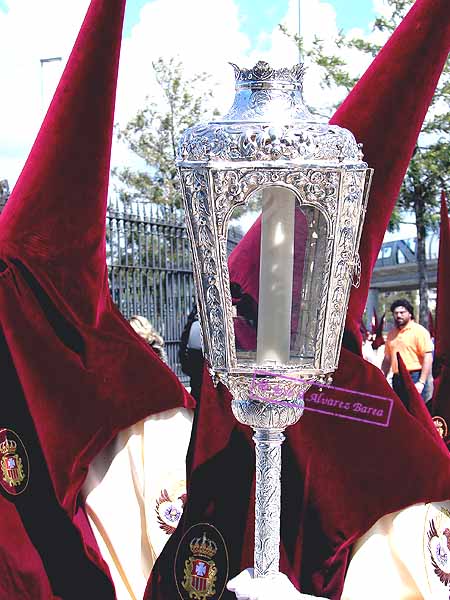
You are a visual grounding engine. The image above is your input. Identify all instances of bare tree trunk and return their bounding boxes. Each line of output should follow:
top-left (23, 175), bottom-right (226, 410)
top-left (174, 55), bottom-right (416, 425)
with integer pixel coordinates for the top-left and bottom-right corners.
top-left (414, 191), bottom-right (429, 325)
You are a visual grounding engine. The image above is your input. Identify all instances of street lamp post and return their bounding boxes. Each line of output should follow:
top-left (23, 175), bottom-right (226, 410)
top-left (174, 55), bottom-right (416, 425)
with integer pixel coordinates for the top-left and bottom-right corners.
top-left (40, 56), bottom-right (62, 115)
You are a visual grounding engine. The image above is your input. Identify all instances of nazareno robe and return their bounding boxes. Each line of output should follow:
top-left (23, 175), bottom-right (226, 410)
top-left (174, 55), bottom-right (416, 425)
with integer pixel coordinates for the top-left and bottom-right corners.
top-left (146, 1), bottom-right (450, 598)
top-left (0, 1), bottom-right (193, 598)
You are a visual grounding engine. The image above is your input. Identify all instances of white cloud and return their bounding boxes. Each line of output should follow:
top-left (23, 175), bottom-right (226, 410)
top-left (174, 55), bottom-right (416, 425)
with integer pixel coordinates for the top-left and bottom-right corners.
top-left (0, 0), bottom-right (90, 185)
top-left (1, 0), bottom-right (385, 190)
top-left (115, 0), bottom-right (251, 124)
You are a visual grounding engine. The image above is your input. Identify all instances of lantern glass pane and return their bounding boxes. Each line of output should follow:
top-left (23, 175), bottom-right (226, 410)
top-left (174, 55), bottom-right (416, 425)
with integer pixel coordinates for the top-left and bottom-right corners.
top-left (228, 185), bottom-right (329, 368)
top-left (227, 191), bottom-right (261, 362)
top-left (290, 203), bottom-right (329, 365)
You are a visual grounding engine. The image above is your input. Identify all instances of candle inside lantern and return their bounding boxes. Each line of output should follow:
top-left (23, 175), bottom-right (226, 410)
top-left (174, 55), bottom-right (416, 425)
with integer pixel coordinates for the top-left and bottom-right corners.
top-left (256, 187), bottom-right (295, 364)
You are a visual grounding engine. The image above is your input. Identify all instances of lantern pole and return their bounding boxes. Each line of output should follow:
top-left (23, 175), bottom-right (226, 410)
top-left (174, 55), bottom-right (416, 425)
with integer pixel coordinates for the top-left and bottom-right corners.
top-left (253, 428), bottom-right (286, 576)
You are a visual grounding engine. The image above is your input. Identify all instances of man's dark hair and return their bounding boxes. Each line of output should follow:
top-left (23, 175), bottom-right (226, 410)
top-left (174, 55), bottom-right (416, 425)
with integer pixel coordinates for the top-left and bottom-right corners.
top-left (390, 298), bottom-right (414, 318)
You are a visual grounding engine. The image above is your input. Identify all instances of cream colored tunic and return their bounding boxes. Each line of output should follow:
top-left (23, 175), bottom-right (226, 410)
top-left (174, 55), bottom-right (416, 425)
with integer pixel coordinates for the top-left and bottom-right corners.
top-left (342, 501), bottom-right (450, 600)
top-left (83, 410), bottom-right (450, 600)
top-left (82, 408), bottom-right (193, 600)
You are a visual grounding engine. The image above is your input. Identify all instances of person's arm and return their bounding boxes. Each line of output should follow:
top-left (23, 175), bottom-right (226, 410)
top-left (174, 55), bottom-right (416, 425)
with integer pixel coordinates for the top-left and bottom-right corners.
top-left (415, 327), bottom-right (433, 394)
top-left (381, 338), bottom-right (391, 376)
top-left (381, 353), bottom-right (391, 377)
top-left (415, 351), bottom-right (432, 394)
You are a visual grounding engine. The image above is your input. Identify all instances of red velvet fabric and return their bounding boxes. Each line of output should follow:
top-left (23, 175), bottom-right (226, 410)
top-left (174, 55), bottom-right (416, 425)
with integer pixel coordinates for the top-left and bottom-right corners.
top-left (432, 193), bottom-right (450, 442)
top-left (429, 310), bottom-right (436, 339)
top-left (371, 310), bottom-right (385, 350)
top-left (0, 0), bottom-right (193, 597)
top-left (147, 1), bottom-right (450, 598)
top-left (228, 217), bottom-right (261, 304)
top-left (0, 494), bottom-right (58, 600)
top-left (228, 204), bottom-right (307, 309)
top-left (333, 0), bottom-right (450, 351)
top-left (148, 350), bottom-right (450, 599)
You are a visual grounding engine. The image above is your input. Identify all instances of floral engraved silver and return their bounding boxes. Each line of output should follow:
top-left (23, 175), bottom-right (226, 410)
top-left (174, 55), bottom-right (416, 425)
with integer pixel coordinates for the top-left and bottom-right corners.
top-left (178, 122), bottom-right (362, 164)
top-left (211, 167), bottom-right (341, 374)
top-left (231, 61), bottom-right (305, 86)
top-left (212, 167), bottom-right (340, 228)
top-left (253, 429), bottom-right (285, 578)
top-left (177, 61), bottom-right (373, 580)
top-left (228, 374), bottom-right (307, 430)
top-left (323, 170), bottom-right (369, 371)
top-left (179, 168), bottom-right (226, 369)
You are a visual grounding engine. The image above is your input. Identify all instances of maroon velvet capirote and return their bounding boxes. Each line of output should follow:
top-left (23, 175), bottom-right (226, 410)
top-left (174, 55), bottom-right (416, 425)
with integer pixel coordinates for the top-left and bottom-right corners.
top-left (146, 1), bottom-right (450, 598)
top-left (371, 310), bottom-right (385, 350)
top-left (0, 1), bottom-right (193, 598)
top-left (432, 193), bottom-right (450, 444)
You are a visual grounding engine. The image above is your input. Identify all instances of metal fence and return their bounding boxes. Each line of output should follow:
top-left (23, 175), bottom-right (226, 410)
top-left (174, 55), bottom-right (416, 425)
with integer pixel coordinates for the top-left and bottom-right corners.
top-left (107, 198), bottom-right (242, 382)
top-left (107, 198), bottom-right (196, 382)
top-left (0, 188), bottom-right (241, 382)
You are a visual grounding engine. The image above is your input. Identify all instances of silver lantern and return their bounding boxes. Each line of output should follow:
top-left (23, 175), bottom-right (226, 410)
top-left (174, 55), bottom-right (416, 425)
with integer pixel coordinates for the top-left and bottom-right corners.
top-left (177, 61), bottom-right (372, 579)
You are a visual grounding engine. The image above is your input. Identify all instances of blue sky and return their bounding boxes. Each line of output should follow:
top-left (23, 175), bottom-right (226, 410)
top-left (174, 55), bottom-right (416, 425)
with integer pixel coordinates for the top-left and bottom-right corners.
top-left (0, 0), bottom-right (380, 189)
top-left (123, 0), bottom-right (376, 41)
top-left (0, 0), bottom-right (376, 43)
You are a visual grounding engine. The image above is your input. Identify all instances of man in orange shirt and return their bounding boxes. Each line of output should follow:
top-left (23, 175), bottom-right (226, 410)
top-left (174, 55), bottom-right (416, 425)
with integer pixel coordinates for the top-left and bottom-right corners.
top-left (381, 299), bottom-right (433, 406)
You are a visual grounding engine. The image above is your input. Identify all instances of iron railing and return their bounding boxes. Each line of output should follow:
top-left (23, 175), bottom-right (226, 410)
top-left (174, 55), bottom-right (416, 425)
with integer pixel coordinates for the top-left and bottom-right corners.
top-left (0, 190), bottom-right (241, 382)
top-left (107, 198), bottom-right (242, 381)
top-left (107, 198), bottom-right (196, 381)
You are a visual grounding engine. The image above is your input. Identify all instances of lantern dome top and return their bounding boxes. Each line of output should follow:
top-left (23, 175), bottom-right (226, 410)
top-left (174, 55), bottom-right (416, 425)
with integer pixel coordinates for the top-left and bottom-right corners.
top-left (231, 61), bottom-right (305, 90)
top-left (177, 62), bottom-right (366, 165)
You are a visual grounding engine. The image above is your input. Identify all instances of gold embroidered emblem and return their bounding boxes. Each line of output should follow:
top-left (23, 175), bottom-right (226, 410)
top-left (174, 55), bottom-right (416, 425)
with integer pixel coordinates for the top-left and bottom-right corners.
top-left (0, 429), bottom-right (29, 496)
top-left (424, 502), bottom-right (450, 597)
top-left (433, 416), bottom-right (448, 439)
top-left (156, 481), bottom-right (186, 534)
top-left (1, 438), bottom-right (25, 488)
top-left (182, 532), bottom-right (218, 599)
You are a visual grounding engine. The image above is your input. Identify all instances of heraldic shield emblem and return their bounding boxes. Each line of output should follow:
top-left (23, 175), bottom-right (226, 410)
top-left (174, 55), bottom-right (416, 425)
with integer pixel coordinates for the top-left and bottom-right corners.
top-left (424, 501), bottom-right (450, 598)
top-left (174, 523), bottom-right (229, 600)
top-left (0, 428), bottom-right (29, 496)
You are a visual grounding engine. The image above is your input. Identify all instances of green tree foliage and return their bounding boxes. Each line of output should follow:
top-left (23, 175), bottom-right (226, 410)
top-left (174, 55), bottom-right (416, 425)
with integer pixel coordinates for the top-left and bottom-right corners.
top-left (283, 0), bottom-right (449, 324)
top-left (114, 57), bottom-right (219, 208)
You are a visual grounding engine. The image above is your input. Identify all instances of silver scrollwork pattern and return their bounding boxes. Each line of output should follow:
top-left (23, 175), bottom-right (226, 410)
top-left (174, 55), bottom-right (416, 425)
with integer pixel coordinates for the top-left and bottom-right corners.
top-left (178, 122), bottom-right (363, 164)
top-left (231, 61), bottom-right (305, 86)
top-left (323, 170), bottom-right (367, 370)
top-left (177, 62), bottom-right (374, 589)
top-left (212, 168), bottom-right (338, 372)
top-left (253, 429), bottom-right (285, 578)
top-left (229, 375), bottom-right (307, 429)
top-left (212, 168), bottom-right (339, 229)
top-left (180, 168), bottom-right (227, 369)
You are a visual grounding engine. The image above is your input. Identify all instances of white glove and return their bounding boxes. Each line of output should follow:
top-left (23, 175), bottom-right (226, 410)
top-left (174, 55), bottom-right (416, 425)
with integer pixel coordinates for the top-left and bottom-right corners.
top-left (226, 568), bottom-right (329, 600)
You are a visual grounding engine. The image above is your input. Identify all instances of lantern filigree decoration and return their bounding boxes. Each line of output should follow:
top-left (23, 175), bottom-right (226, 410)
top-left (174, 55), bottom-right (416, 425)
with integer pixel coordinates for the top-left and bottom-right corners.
top-left (177, 61), bottom-right (372, 579)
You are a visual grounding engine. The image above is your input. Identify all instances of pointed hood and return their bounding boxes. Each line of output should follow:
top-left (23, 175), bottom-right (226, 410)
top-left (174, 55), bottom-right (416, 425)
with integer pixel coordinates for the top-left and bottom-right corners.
top-left (429, 310), bottom-right (436, 339)
top-left (331, 0), bottom-right (450, 349)
top-left (370, 309), bottom-right (379, 335)
top-left (372, 311), bottom-right (385, 350)
top-left (360, 319), bottom-right (368, 339)
top-left (147, 3), bottom-right (450, 599)
top-left (0, 0), bottom-right (123, 325)
top-left (0, 0), bottom-right (193, 520)
top-left (432, 192), bottom-right (450, 430)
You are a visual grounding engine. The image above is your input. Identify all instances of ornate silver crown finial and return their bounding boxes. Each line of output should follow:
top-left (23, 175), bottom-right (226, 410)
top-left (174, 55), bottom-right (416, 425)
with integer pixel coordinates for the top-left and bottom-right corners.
top-left (177, 60), bottom-right (366, 164)
top-left (230, 61), bottom-right (305, 89)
